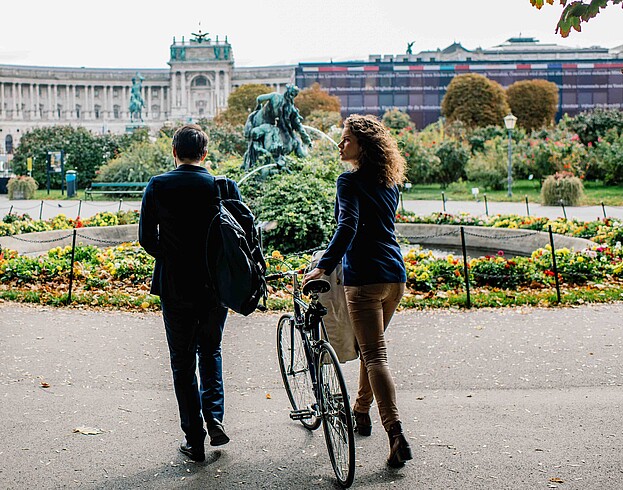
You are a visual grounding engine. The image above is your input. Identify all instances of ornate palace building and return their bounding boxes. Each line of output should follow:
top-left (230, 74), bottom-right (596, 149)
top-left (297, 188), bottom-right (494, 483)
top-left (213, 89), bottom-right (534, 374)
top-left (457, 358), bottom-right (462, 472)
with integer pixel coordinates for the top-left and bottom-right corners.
top-left (0, 32), bottom-right (294, 153)
top-left (1, 34), bottom-right (622, 154)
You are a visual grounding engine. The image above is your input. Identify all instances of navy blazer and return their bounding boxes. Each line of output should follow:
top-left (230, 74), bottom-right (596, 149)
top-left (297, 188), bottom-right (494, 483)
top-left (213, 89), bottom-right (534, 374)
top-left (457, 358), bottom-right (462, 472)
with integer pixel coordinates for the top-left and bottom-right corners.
top-left (139, 165), bottom-right (241, 301)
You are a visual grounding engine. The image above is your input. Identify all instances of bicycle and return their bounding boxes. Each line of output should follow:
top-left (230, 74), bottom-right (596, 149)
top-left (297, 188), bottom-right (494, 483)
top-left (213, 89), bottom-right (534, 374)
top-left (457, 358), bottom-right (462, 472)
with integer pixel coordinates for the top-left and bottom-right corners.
top-left (266, 269), bottom-right (356, 488)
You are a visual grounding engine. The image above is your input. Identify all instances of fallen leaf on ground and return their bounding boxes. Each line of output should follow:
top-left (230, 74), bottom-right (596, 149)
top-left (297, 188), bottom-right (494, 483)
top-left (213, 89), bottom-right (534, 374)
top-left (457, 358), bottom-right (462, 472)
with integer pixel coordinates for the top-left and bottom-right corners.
top-left (549, 477), bottom-right (564, 483)
top-left (40, 381), bottom-right (50, 388)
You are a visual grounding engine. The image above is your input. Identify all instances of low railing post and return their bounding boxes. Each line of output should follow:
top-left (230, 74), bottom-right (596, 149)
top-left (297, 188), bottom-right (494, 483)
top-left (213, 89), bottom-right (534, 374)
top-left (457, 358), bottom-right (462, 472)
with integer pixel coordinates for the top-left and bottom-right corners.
top-left (67, 229), bottom-right (77, 305)
top-left (460, 226), bottom-right (471, 309)
top-left (548, 225), bottom-right (561, 304)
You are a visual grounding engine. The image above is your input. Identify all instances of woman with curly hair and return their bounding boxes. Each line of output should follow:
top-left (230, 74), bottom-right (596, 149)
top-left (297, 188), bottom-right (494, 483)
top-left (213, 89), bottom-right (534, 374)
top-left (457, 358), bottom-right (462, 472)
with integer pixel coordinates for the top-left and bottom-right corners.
top-left (304, 114), bottom-right (412, 468)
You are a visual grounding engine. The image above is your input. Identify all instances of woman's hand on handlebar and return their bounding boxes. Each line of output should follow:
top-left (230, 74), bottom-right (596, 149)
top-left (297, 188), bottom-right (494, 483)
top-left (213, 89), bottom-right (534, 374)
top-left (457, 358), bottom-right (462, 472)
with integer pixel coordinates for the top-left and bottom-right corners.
top-left (303, 267), bottom-right (326, 286)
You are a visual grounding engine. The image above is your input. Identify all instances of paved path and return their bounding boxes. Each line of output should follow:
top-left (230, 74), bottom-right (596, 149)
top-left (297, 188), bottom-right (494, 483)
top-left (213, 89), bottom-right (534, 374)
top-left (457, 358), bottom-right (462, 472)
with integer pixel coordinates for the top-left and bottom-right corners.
top-left (1, 303), bottom-right (622, 489)
top-left (2, 195), bottom-right (623, 222)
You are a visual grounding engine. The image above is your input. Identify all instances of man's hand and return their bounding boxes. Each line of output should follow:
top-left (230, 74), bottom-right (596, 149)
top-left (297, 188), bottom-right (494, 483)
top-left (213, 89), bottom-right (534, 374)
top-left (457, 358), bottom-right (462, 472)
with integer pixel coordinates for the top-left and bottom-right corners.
top-left (302, 267), bottom-right (326, 286)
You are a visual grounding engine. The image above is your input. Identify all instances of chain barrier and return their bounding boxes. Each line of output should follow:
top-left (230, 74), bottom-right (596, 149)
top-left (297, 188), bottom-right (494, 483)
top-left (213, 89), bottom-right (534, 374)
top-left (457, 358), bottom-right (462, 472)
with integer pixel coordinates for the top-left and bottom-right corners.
top-left (396, 229), bottom-right (460, 241)
top-left (462, 229), bottom-right (544, 241)
top-left (3, 232), bottom-right (74, 243)
top-left (74, 232), bottom-right (130, 246)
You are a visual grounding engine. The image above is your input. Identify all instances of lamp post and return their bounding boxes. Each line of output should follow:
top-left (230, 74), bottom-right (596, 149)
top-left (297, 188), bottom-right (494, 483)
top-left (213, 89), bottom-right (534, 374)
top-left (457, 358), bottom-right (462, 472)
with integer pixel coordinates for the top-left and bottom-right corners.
top-left (503, 113), bottom-right (517, 197)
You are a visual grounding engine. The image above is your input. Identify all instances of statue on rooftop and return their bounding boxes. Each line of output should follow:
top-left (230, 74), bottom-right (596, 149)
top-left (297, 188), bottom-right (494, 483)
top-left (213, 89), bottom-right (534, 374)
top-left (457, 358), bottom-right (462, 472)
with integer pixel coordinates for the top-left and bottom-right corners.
top-left (407, 41), bottom-right (415, 55)
top-left (242, 84), bottom-right (312, 170)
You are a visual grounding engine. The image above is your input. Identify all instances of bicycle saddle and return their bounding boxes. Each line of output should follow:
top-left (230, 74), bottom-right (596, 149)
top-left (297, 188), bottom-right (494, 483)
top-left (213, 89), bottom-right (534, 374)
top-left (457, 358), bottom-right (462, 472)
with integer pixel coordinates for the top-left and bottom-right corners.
top-left (302, 279), bottom-right (331, 295)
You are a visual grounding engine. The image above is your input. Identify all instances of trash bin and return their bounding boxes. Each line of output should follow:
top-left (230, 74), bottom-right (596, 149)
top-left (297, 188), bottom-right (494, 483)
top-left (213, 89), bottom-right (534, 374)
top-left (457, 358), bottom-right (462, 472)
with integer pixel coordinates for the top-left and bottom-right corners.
top-left (66, 170), bottom-right (77, 198)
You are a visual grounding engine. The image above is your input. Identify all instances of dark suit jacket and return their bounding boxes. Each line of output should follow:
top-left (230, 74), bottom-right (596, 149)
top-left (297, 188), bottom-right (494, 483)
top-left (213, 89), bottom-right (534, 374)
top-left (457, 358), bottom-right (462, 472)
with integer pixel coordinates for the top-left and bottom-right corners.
top-left (139, 165), bottom-right (241, 301)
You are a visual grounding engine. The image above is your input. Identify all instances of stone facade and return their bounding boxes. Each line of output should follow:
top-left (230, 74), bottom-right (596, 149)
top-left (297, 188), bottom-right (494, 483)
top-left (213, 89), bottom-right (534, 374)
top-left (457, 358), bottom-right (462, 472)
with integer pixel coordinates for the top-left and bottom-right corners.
top-left (0, 34), bottom-right (295, 152)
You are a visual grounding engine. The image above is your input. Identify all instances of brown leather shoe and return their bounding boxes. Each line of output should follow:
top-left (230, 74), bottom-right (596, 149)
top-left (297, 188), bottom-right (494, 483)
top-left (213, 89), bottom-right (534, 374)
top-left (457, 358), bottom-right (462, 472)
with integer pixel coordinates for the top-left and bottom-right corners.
top-left (353, 409), bottom-right (372, 436)
top-left (386, 421), bottom-right (413, 468)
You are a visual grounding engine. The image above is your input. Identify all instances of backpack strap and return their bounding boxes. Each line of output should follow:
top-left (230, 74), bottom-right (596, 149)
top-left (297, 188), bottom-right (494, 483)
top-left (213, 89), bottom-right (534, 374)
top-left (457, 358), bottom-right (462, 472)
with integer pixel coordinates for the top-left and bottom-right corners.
top-left (214, 175), bottom-right (231, 200)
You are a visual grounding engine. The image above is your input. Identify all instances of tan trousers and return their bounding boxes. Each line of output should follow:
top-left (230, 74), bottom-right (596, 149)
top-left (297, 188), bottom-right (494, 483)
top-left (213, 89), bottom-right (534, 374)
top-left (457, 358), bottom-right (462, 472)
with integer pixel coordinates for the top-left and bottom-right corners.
top-left (344, 282), bottom-right (405, 431)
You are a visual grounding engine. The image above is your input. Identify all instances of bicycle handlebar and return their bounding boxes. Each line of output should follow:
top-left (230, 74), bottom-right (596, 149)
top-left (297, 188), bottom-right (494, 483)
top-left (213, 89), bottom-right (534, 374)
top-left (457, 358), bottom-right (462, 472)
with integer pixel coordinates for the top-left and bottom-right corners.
top-left (265, 269), bottom-right (306, 282)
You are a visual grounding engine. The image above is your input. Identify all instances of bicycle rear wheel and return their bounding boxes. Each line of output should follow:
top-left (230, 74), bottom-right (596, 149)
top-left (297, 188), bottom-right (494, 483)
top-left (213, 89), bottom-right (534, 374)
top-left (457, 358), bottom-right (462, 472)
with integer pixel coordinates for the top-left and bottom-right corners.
top-left (317, 342), bottom-right (355, 488)
top-left (276, 314), bottom-right (321, 430)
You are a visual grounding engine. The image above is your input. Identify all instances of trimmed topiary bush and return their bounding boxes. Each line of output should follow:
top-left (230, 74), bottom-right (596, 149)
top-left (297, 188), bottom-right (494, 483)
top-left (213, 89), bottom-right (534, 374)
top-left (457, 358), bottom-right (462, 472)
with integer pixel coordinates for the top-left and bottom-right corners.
top-left (541, 172), bottom-right (584, 206)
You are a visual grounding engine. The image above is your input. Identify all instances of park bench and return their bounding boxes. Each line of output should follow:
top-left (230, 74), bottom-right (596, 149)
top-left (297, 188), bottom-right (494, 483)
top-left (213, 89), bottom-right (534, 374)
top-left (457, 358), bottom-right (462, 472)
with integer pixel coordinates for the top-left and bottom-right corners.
top-left (84, 182), bottom-right (148, 200)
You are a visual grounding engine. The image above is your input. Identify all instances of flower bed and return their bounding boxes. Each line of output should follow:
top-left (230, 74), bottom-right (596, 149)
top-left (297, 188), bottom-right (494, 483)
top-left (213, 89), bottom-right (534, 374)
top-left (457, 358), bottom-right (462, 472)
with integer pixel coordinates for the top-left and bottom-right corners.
top-left (2, 241), bottom-right (623, 311)
top-left (395, 211), bottom-right (623, 247)
top-left (0, 210), bottom-right (140, 237)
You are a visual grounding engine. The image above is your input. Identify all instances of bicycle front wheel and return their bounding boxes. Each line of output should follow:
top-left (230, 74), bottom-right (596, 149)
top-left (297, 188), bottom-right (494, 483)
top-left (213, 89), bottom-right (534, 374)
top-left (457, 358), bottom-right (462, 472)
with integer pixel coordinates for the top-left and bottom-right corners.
top-left (317, 342), bottom-right (355, 488)
top-left (276, 314), bottom-right (321, 430)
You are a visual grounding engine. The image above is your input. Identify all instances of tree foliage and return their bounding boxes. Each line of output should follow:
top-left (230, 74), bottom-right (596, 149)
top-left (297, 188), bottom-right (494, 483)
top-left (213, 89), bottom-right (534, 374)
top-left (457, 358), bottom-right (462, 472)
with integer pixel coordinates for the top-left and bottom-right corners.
top-left (530, 0), bottom-right (623, 37)
top-left (563, 108), bottom-right (623, 146)
top-left (96, 136), bottom-right (174, 183)
top-left (507, 79), bottom-right (559, 132)
top-left (294, 83), bottom-right (341, 119)
top-left (217, 84), bottom-right (272, 125)
top-left (11, 126), bottom-right (141, 189)
top-left (304, 110), bottom-right (342, 133)
top-left (441, 74), bottom-right (510, 129)
top-left (382, 108), bottom-right (414, 131)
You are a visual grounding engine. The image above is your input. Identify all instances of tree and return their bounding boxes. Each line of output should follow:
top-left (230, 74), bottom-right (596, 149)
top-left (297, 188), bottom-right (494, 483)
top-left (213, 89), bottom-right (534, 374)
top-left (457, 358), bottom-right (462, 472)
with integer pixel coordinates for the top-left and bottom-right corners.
top-left (530, 0), bottom-right (623, 37)
top-left (294, 83), bottom-right (341, 119)
top-left (507, 79), bottom-right (559, 131)
top-left (217, 84), bottom-right (272, 125)
top-left (381, 108), bottom-right (414, 131)
top-left (305, 110), bottom-right (342, 133)
top-left (441, 74), bottom-right (510, 129)
top-left (11, 126), bottom-right (137, 189)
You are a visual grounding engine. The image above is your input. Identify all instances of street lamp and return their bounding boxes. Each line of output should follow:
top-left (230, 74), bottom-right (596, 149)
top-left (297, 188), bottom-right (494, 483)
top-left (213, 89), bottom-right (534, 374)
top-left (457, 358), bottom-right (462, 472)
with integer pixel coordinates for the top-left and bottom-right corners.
top-left (503, 113), bottom-right (518, 197)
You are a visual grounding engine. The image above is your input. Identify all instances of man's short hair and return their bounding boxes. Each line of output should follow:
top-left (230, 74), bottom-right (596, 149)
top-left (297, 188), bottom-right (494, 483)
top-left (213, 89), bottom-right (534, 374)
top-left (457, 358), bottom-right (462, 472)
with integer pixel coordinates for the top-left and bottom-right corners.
top-left (172, 124), bottom-right (209, 163)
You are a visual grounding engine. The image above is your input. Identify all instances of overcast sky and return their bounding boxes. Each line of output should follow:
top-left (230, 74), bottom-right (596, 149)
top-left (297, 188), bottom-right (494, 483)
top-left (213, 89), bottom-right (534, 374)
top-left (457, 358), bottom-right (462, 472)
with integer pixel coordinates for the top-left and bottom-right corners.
top-left (1, 0), bottom-right (621, 69)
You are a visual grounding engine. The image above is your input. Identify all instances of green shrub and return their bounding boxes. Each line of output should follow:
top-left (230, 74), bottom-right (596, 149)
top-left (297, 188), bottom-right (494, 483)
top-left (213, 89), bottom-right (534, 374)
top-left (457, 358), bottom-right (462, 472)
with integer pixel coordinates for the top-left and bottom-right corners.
top-left (465, 139), bottom-right (507, 190)
top-left (592, 129), bottom-right (623, 185)
top-left (395, 131), bottom-right (439, 185)
top-left (252, 159), bottom-right (341, 253)
top-left (7, 176), bottom-right (38, 200)
top-left (541, 172), bottom-right (584, 206)
top-left (96, 136), bottom-right (173, 183)
top-left (563, 108), bottom-right (623, 146)
top-left (432, 140), bottom-right (469, 188)
top-left (382, 108), bottom-right (414, 131)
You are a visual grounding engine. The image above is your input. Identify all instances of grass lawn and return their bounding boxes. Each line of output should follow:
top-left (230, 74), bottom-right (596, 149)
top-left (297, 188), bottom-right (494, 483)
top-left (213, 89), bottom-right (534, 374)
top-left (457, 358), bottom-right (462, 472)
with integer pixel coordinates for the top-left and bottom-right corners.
top-left (403, 179), bottom-right (623, 206)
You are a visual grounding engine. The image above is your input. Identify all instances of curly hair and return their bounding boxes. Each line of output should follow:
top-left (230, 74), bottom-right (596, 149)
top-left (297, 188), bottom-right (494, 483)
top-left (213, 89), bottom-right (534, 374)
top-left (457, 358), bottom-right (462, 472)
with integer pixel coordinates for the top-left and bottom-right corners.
top-left (344, 114), bottom-right (405, 187)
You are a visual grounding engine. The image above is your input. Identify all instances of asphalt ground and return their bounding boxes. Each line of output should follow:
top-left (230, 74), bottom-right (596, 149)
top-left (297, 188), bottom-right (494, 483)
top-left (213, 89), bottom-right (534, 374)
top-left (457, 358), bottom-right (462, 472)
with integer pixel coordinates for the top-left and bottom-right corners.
top-left (2, 195), bottom-right (623, 222)
top-left (1, 303), bottom-right (623, 489)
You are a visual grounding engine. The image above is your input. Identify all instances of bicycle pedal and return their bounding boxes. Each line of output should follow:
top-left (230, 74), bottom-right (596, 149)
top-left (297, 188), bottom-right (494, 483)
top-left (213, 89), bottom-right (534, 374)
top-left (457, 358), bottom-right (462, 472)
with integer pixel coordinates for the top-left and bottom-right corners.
top-left (290, 409), bottom-right (314, 420)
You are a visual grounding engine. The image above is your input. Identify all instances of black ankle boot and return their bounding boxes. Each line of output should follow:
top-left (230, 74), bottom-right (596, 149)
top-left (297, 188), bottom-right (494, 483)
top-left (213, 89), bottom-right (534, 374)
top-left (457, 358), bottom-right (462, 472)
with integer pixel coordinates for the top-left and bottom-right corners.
top-left (386, 421), bottom-right (413, 468)
top-left (353, 409), bottom-right (372, 436)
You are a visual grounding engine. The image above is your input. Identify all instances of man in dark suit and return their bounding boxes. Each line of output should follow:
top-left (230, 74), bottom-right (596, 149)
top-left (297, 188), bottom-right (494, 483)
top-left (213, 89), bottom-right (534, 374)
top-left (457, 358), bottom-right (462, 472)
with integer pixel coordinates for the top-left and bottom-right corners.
top-left (139, 124), bottom-right (240, 462)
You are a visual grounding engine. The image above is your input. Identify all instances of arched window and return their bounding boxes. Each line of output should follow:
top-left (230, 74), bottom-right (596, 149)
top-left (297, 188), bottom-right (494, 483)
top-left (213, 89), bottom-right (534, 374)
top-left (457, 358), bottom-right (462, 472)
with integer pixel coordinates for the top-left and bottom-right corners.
top-left (151, 105), bottom-right (160, 119)
top-left (94, 104), bottom-right (101, 119)
top-left (192, 76), bottom-right (208, 87)
top-left (5, 134), bottom-right (13, 154)
top-left (113, 105), bottom-right (120, 119)
top-left (76, 105), bottom-right (81, 119)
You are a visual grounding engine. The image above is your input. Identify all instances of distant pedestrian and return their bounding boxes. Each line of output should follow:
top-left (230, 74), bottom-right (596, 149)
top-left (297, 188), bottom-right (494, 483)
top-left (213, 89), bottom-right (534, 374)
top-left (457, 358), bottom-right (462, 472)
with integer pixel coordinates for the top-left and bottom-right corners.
top-left (139, 124), bottom-right (237, 462)
top-left (304, 114), bottom-right (413, 468)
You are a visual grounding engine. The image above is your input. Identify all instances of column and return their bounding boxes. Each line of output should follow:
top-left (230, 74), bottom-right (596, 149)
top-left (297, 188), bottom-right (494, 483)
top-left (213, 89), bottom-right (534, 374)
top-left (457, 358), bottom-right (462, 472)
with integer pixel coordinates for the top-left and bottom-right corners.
top-left (180, 71), bottom-right (186, 112)
top-left (53, 85), bottom-right (59, 119)
top-left (171, 72), bottom-right (177, 110)
top-left (214, 71), bottom-right (220, 112)
top-left (108, 85), bottom-right (114, 118)
top-left (71, 85), bottom-right (77, 118)
top-left (122, 86), bottom-right (127, 119)
top-left (16, 83), bottom-right (22, 117)
top-left (35, 84), bottom-right (41, 119)
top-left (147, 86), bottom-right (152, 120)
top-left (0, 83), bottom-right (4, 117)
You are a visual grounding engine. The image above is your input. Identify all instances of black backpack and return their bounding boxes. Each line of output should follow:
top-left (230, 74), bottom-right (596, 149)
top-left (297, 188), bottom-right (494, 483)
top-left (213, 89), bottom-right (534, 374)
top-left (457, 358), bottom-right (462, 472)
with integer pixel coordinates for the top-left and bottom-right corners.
top-left (206, 177), bottom-right (267, 316)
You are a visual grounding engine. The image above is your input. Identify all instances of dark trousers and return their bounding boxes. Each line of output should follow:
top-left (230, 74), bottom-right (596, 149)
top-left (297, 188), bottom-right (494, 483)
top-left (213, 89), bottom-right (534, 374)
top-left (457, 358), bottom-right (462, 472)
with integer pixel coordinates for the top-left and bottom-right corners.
top-left (161, 298), bottom-right (228, 445)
